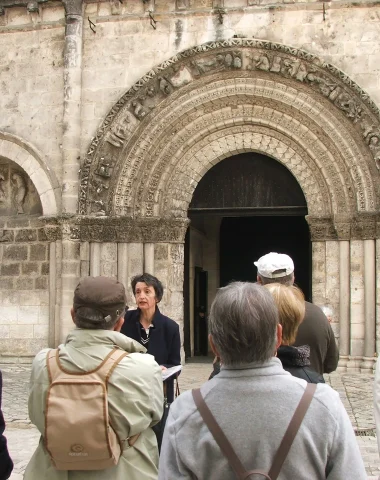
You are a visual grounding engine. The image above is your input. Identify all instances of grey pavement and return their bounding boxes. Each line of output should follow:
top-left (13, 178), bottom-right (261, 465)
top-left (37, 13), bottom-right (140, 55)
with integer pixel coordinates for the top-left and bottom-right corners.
top-left (1, 359), bottom-right (379, 479)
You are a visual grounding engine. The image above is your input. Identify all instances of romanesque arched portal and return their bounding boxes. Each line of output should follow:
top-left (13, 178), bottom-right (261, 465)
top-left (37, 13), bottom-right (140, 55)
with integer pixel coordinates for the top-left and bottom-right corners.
top-left (74, 39), bottom-right (380, 370)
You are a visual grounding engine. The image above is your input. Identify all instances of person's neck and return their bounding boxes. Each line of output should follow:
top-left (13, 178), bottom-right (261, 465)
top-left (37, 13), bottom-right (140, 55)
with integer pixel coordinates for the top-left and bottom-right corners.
top-left (139, 307), bottom-right (156, 327)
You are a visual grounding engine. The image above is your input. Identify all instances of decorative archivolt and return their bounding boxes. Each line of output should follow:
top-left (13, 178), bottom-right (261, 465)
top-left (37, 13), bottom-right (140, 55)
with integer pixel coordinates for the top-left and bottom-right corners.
top-left (79, 39), bottom-right (380, 218)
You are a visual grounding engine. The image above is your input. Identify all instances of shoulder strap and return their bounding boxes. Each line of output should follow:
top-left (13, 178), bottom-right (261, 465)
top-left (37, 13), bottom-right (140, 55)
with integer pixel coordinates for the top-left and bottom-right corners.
top-left (192, 383), bottom-right (317, 480)
top-left (46, 348), bottom-right (128, 384)
top-left (192, 389), bottom-right (269, 480)
top-left (96, 348), bottom-right (129, 385)
top-left (46, 349), bottom-right (59, 383)
top-left (268, 383), bottom-right (316, 479)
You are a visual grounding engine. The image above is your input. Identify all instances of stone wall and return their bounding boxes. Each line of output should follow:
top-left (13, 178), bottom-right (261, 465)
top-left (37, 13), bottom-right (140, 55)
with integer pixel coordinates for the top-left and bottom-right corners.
top-left (0, 217), bottom-right (50, 360)
top-left (0, 3), bottom-right (65, 179)
top-left (0, 0), bottom-right (379, 201)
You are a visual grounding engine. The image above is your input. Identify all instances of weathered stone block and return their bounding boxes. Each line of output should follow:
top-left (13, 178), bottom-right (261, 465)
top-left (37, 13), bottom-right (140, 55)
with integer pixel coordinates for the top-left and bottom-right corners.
top-left (30, 244), bottom-right (47, 261)
top-left (1, 263), bottom-right (20, 276)
top-left (21, 262), bottom-right (39, 275)
top-left (0, 277), bottom-right (14, 290)
top-left (35, 276), bottom-right (48, 290)
top-left (41, 262), bottom-right (50, 275)
top-left (15, 229), bottom-right (38, 243)
top-left (18, 306), bottom-right (39, 325)
top-left (0, 306), bottom-right (18, 324)
top-left (3, 244), bottom-right (28, 261)
top-left (33, 324), bottom-right (49, 339)
top-left (15, 277), bottom-right (31, 290)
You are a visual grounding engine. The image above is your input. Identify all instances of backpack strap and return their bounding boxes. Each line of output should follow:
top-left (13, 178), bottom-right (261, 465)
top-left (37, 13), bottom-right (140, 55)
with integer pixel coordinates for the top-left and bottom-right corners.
top-left (192, 383), bottom-right (317, 480)
top-left (95, 348), bottom-right (129, 385)
top-left (46, 349), bottom-right (59, 383)
top-left (46, 348), bottom-right (128, 384)
top-left (268, 383), bottom-right (317, 480)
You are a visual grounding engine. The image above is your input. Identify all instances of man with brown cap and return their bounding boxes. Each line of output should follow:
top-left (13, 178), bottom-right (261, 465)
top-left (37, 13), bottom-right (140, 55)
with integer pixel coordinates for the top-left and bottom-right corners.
top-left (25, 276), bottom-right (164, 480)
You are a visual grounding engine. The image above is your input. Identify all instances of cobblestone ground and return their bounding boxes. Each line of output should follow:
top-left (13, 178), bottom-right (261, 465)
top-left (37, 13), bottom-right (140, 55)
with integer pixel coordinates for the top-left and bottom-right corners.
top-left (1, 360), bottom-right (379, 479)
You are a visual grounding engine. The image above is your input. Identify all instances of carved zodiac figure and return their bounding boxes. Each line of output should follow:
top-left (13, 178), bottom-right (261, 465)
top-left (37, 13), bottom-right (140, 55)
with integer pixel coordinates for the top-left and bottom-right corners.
top-left (255, 54), bottom-right (270, 71)
top-left (96, 161), bottom-right (111, 178)
top-left (131, 100), bottom-right (147, 119)
top-left (11, 172), bottom-right (27, 214)
top-left (158, 77), bottom-right (173, 95)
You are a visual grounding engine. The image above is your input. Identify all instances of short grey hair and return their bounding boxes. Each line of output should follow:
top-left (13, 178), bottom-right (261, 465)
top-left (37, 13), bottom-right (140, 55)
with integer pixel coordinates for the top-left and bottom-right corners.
top-left (74, 307), bottom-right (120, 330)
top-left (258, 272), bottom-right (294, 287)
top-left (208, 282), bottom-right (279, 366)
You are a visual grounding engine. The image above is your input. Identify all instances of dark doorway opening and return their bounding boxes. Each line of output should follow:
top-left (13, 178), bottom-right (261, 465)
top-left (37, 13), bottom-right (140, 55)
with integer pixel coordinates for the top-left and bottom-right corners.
top-left (219, 216), bottom-right (311, 301)
top-left (184, 151), bottom-right (311, 358)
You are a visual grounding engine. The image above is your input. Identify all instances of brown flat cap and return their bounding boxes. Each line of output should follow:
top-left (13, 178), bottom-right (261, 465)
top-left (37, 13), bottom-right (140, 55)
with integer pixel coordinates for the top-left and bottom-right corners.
top-left (73, 276), bottom-right (126, 322)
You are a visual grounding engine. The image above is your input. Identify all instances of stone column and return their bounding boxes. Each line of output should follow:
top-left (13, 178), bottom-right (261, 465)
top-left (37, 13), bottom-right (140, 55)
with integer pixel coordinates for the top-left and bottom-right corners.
top-left (306, 215), bottom-right (336, 306)
top-left (144, 243), bottom-right (155, 274)
top-left (62, 0), bottom-right (83, 213)
top-left (90, 243), bottom-right (101, 276)
top-left (347, 239), bottom-right (365, 372)
top-left (338, 240), bottom-right (350, 370)
top-left (361, 239), bottom-right (376, 372)
top-left (334, 221), bottom-right (352, 371)
top-left (100, 243), bottom-right (117, 277)
top-left (48, 241), bottom-right (62, 347)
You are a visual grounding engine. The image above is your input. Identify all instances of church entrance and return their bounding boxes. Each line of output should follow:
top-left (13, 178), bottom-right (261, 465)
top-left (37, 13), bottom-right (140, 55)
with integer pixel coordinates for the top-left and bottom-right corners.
top-left (184, 152), bottom-right (310, 358)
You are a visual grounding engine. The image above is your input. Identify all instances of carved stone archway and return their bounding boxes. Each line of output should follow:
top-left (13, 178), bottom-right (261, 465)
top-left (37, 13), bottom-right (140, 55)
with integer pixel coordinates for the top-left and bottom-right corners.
top-left (76, 39), bottom-right (380, 371)
top-left (0, 132), bottom-right (60, 216)
top-left (79, 39), bottom-right (379, 218)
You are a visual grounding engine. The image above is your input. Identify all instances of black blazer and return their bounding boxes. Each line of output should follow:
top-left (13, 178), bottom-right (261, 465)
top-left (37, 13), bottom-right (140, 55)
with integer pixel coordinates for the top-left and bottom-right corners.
top-left (121, 307), bottom-right (181, 402)
top-left (0, 371), bottom-right (13, 480)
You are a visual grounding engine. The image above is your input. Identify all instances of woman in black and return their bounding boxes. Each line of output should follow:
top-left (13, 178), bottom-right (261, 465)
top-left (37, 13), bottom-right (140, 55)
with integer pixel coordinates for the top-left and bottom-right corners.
top-left (121, 273), bottom-right (181, 402)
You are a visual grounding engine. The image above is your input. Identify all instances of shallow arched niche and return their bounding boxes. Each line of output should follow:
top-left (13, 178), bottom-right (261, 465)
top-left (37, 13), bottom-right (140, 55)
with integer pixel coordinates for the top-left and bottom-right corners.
top-left (79, 39), bottom-right (380, 218)
top-left (0, 132), bottom-right (60, 215)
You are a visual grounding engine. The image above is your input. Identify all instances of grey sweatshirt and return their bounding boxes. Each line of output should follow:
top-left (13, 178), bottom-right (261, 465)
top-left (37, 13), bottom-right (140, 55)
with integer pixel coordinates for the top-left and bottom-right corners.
top-left (159, 358), bottom-right (366, 480)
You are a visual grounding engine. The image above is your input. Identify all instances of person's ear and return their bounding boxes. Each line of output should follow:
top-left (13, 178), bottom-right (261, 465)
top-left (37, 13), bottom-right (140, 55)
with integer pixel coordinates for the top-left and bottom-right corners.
top-left (275, 324), bottom-right (282, 350)
top-left (114, 316), bottom-right (124, 332)
top-left (257, 276), bottom-right (262, 284)
top-left (71, 308), bottom-right (76, 325)
top-left (209, 334), bottom-right (220, 358)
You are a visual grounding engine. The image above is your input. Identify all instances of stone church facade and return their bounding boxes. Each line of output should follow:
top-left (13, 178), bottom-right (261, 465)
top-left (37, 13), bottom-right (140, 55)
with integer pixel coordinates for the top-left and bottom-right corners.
top-left (0, 0), bottom-right (379, 371)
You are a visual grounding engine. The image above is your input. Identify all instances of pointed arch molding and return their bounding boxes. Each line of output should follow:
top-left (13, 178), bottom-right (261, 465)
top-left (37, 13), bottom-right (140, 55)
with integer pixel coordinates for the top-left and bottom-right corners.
top-left (79, 39), bottom-right (380, 218)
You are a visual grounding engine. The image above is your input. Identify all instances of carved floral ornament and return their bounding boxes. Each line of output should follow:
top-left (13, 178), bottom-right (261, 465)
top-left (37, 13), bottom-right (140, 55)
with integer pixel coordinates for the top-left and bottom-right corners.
top-left (79, 39), bottom-right (380, 218)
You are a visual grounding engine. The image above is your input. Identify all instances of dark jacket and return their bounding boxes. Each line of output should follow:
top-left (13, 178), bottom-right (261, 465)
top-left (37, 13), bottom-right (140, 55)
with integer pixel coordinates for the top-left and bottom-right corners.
top-left (293, 301), bottom-right (339, 375)
top-left (277, 345), bottom-right (325, 384)
top-left (0, 371), bottom-right (13, 480)
top-left (121, 307), bottom-right (181, 402)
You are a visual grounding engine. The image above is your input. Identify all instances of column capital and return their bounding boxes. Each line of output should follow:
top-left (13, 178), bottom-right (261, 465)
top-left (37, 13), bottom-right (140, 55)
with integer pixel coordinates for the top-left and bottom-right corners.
top-left (351, 212), bottom-right (378, 240)
top-left (62, 0), bottom-right (83, 17)
top-left (305, 215), bottom-right (336, 241)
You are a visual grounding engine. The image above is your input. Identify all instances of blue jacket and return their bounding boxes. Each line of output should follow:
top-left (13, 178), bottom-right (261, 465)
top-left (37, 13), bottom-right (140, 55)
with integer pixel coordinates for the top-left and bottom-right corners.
top-left (121, 307), bottom-right (181, 402)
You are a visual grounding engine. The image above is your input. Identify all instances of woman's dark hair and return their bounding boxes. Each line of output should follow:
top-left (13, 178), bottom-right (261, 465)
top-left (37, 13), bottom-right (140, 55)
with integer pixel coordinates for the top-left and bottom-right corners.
top-left (131, 273), bottom-right (164, 302)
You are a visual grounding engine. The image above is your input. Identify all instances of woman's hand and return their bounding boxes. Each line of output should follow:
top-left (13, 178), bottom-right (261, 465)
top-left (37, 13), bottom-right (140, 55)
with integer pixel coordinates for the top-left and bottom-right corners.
top-left (160, 365), bottom-right (167, 371)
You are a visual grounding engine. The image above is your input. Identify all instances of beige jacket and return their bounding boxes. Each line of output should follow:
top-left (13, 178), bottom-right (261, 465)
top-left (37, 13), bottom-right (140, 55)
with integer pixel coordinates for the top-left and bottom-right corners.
top-left (24, 328), bottom-right (164, 480)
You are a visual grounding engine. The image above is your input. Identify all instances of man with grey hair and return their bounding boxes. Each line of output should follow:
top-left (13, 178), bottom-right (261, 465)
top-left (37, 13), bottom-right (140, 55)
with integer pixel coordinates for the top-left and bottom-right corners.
top-left (255, 252), bottom-right (339, 374)
top-left (25, 276), bottom-right (163, 480)
top-left (158, 282), bottom-right (366, 480)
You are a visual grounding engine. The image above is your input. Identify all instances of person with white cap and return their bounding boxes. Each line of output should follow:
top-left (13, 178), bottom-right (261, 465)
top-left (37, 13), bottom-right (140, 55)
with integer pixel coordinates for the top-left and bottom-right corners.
top-left (255, 252), bottom-right (339, 374)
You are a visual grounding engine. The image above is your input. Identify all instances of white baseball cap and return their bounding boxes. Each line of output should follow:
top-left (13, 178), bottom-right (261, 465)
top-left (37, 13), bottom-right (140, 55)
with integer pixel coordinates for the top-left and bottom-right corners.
top-left (254, 252), bottom-right (294, 279)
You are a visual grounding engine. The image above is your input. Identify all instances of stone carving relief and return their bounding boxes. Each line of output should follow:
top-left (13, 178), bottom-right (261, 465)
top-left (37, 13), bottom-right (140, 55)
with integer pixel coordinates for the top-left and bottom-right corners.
top-left (79, 39), bottom-right (380, 218)
top-left (0, 160), bottom-right (42, 216)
